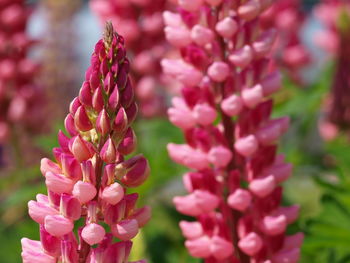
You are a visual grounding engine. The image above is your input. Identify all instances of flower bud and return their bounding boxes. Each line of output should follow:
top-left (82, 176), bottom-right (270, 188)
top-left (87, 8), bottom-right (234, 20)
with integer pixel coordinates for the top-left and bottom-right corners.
top-left (60, 194), bottom-right (81, 220)
top-left (64, 114), bottom-right (78, 137)
top-left (101, 182), bottom-right (124, 205)
top-left (249, 175), bottom-right (276, 198)
top-left (96, 109), bottom-right (111, 136)
top-left (238, 232), bottom-right (263, 256)
top-left (100, 138), bottom-right (116, 164)
top-left (112, 219), bottom-right (139, 241)
top-left (228, 189), bottom-right (252, 211)
top-left (69, 97), bottom-right (81, 115)
top-left (120, 155), bottom-right (150, 187)
top-left (221, 94), bottom-right (243, 116)
top-left (74, 106), bottom-right (93, 131)
top-left (40, 225), bottom-right (61, 257)
top-left (79, 81), bottom-right (92, 106)
top-left (185, 236), bottom-right (211, 258)
top-left (229, 45), bottom-right (253, 68)
top-left (108, 84), bottom-right (120, 109)
top-left (179, 221), bottom-right (203, 240)
top-left (72, 181), bottom-right (97, 204)
top-left (45, 172), bottom-right (74, 194)
top-left (81, 223), bottom-right (106, 245)
top-left (207, 61), bottom-right (230, 82)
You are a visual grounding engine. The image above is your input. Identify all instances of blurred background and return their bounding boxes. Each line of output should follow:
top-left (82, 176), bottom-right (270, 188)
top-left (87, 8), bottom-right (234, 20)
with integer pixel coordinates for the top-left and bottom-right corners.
top-left (1, 0), bottom-right (350, 262)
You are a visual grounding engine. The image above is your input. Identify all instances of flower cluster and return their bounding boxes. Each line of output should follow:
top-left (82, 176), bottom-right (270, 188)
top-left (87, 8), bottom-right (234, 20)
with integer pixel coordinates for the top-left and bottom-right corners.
top-left (314, 1), bottom-right (350, 139)
top-left (90, 0), bottom-right (170, 117)
top-left (0, 0), bottom-right (45, 145)
top-left (260, 0), bottom-right (310, 83)
top-left (163, 1), bottom-right (303, 262)
top-left (21, 23), bottom-right (151, 263)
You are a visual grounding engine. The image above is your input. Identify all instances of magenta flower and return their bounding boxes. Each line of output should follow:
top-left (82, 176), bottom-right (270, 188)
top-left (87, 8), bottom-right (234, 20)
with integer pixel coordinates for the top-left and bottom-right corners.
top-left (163, 1), bottom-right (303, 262)
top-left (90, 0), bottom-right (171, 117)
top-left (21, 23), bottom-right (151, 263)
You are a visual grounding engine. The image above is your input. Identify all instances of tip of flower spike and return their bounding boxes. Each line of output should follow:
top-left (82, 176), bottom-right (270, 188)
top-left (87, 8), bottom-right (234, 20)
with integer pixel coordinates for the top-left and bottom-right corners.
top-left (103, 21), bottom-right (115, 48)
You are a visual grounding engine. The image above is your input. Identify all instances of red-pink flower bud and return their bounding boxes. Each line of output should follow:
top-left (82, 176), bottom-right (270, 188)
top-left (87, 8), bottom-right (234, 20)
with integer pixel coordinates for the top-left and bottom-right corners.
top-left (179, 221), bottom-right (203, 240)
top-left (96, 109), bottom-right (111, 136)
top-left (79, 81), bottom-right (93, 107)
top-left (117, 128), bottom-right (136, 155)
top-left (114, 107), bottom-right (128, 133)
top-left (92, 87), bottom-right (104, 112)
top-left (100, 138), bottom-right (116, 164)
top-left (28, 199), bottom-right (58, 225)
top-left (131, 206), bottom-right (152, 227)
top-left (45, 172), bottom-right (74, 194)
top-left (69, 136), bottom-right (94, 162)
top-left (111, 219), bottom-right (139, 241)
top-left (60, 194), bottom-right (81, 221)
top-left (40, 225), bottom-right (61, 257)
top-left (74, 106), bottom-right (93, 131)
top-left (238, 232), bottom-right (263, 256)
top-left (64, 114), bottom-right (78, 137)
top-left (120, 155), bottom-right (150, 187)
top-left (40, 158), bottom-right (61, 176)
top-left (101, 182), bottom-right (124, 205)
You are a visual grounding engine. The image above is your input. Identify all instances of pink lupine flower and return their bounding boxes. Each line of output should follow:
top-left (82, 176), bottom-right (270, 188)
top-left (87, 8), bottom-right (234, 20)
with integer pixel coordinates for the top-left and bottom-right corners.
top-left (90, 0), bottom-right (170, 117)
top-left (0, 0), bottom-right (46, 164)
top-left (21, 23), bottom-right (151, 263)
top-left (163, 1), bottom-right (302, 262)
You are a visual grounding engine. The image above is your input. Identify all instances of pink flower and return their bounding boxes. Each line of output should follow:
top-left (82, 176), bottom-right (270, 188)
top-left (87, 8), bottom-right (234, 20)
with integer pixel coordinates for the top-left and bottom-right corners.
top-left (164, 1), bottom-right (302, 261)
top-left (21, 23), bottom-right (151, 263)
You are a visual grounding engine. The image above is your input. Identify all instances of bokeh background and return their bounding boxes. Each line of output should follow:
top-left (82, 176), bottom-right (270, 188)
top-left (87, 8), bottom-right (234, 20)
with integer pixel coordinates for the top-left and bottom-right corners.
top-left (1, 0), bottom-right (350, 262)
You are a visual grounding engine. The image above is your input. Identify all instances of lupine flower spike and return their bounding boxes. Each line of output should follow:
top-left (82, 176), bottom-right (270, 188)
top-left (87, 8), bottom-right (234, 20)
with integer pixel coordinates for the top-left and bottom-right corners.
top-left (164, 1), bottom-right (303, 262)
top-left (21, 22), bottom-right (151, 263)
top-left (91, 0), bottom-right (170, 117)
